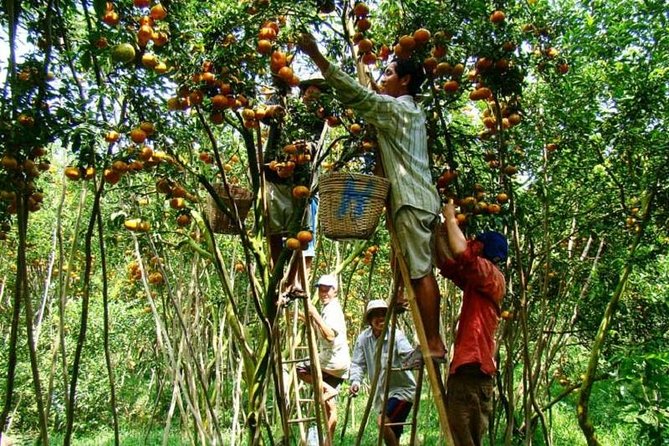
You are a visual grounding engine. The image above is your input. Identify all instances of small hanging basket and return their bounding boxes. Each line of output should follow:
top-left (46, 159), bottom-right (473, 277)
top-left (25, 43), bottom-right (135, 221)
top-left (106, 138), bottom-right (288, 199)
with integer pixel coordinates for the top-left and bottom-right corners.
top-left (318, 172), bottom-right (390, 240)
top-left (206, 184), bottom-right (253, 234)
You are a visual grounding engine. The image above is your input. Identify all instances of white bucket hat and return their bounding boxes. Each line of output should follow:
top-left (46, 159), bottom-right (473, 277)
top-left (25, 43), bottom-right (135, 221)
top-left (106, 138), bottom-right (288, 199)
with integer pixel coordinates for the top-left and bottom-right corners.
top-left (365, 299), bottom-right (388, 322)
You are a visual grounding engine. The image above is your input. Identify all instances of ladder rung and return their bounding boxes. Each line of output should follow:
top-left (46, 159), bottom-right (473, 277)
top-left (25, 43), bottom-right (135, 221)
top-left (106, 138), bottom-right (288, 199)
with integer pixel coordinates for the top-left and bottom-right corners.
top-left (283, 357), bottom-right (309, 364)
top-left (298, 398), bottom-right (314, 403)
top-left (383, 421), bottom-right (413, 427)
top-left (288, 417), bottom-right (317, 424)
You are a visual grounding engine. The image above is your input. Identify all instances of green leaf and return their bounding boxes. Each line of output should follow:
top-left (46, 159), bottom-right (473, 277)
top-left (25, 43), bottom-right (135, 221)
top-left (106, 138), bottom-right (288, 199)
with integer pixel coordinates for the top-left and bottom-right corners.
top-left (93, 0), bottom-right (106, 18)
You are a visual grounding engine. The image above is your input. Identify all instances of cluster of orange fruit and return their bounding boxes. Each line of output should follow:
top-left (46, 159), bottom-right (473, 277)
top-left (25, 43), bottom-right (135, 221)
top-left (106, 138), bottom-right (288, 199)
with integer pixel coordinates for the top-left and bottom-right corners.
top-left (167, 62), bottom-right (253, 126)
top-left (361, 244), bottom-right (379, 265)
top-left (155, 178), bottom-right (198, 228)
top-left (239, 104), bottom-right (283, 129)
top-left (264, 139), bottom-right (313, 181)
top-left (127, 259), bottom-right (164, 285)
top-left (284, 230), bottom-right (314, 251)
top-left (256, 19), bottom-right (300, 87)
top-left (102, 2), bottom-right (170, 70)
top-left (438, 180), bottom-right (510, 224)
top-left (0, 146), bottom-right (47, 215)
top-left (63, 122), bottom-right (172, 186)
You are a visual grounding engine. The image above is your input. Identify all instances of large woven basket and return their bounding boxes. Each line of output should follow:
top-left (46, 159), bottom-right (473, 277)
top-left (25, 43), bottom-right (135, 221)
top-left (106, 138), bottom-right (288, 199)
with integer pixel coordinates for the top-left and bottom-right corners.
top-left (319, 172), bottom-right (390, 240)
top-left (206, 184), bottom-right (253, 234)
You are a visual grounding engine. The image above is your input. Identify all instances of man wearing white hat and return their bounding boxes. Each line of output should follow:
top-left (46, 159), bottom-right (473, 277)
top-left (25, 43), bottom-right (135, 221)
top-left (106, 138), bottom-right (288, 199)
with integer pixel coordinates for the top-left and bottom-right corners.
top-left (297, 274), bottom-right (350, 445)
top-left (349, 300), bottom-right (416, 446)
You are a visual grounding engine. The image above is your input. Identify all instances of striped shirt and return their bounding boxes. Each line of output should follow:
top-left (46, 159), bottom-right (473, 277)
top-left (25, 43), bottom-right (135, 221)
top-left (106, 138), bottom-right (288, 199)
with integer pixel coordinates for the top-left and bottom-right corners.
top-left (349, 327), bottom-right (416, 412)
top-left (323, 65), bottom-right (440, 217)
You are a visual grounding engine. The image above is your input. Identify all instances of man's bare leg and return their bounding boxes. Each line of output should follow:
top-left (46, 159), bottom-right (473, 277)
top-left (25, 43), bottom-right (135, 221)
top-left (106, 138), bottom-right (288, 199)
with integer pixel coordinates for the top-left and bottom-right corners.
top-left (377, 414), bottom-right (399, 446)
top-left (411, 273), bottom-right (447, 358)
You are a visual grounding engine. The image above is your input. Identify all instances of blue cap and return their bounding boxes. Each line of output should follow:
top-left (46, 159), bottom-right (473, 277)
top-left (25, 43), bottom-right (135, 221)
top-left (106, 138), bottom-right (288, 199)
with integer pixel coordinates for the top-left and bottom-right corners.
top-left (476, 231), bottom-right (508, 263)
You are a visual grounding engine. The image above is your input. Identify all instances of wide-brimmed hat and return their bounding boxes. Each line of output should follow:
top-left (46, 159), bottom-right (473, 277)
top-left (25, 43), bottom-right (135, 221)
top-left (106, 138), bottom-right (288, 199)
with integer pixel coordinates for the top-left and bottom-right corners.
top-left (365, 299), bottom-right (388, 322)
top-left (476, 231), bottom-right (508, 263)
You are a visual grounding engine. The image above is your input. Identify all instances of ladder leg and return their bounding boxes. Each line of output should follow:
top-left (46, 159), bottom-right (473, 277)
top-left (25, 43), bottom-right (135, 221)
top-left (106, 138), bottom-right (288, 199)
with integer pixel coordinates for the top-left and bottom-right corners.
top-left (386, 213), bottom-right (454, 445)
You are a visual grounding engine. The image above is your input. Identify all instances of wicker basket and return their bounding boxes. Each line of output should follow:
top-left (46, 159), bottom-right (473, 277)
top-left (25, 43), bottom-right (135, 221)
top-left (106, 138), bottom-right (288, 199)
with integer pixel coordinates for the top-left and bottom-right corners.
top-left (318, 172), bottom-right (390, 240)
top-left (206, 184), bottom-right (253, 234)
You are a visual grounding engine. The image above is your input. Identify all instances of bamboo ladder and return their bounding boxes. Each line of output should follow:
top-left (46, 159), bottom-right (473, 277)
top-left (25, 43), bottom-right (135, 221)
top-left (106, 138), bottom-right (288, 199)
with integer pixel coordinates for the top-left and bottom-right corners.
top-left (274, 251), bottom-right (332, 445)
top-left (377, 301), bottom-right (425, 446)
top-left (349, 287), bottom-right (426, 446)
top-left (385, 213), bottom-right (455, 445)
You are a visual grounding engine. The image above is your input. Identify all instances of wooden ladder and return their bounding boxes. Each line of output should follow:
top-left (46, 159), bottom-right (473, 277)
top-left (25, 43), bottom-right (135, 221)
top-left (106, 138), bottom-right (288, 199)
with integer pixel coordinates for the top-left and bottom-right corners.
top-left (386, 213), bottom-right (454, 445)
top-left (275, 251), bottom-right (332, 445)
top-left (376, 308), bottom-right (425, 446)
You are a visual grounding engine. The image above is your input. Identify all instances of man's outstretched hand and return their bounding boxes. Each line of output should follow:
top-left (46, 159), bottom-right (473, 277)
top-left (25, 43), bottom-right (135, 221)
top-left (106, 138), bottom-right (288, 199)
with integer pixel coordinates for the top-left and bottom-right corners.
top-left (297, 32), bottom-right (330, 73)
top-left (297, 33), bottom-right (319, 57)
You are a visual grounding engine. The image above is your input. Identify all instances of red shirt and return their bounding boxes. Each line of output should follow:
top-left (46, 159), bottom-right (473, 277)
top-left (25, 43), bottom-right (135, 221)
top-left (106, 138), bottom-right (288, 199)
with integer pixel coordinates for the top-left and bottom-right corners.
top-left (439, 240), bottom-right (505, 376)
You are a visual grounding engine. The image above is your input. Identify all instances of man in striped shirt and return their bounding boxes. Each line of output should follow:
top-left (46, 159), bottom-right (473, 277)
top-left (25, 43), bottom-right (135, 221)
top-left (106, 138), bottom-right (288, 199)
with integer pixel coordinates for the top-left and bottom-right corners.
top-left (298, 33), bottom-right (447, 363)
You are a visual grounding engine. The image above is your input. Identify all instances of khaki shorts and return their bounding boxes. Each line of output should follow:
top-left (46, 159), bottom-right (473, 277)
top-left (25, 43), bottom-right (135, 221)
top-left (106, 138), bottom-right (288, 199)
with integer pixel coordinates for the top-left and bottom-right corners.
top-left (394, 206), bottom-right (438, 279)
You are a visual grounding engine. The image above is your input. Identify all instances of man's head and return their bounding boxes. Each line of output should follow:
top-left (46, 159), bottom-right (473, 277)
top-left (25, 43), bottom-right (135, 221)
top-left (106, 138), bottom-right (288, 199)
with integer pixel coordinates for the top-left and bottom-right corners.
top-left (298, 78), bottom-right (329, 105)
top-left (476, 231), bottom-right (508, 265)
top-left (380, 58), bottom-right (426, 98)
top-left (315, 274), bottom-right (338, 304)
top-left (365, 299), bottom-right (388, 337)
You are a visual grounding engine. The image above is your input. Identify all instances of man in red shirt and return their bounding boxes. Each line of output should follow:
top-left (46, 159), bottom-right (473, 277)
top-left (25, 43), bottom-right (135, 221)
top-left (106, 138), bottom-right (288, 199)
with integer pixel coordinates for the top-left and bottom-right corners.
top-left (436, 200), bottom-right (507, 446)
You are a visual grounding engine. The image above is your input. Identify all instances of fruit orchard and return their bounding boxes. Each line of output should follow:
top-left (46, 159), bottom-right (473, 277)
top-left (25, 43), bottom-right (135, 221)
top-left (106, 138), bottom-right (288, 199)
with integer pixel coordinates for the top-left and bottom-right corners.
top-left (0, 0), bottom-right (668, 445)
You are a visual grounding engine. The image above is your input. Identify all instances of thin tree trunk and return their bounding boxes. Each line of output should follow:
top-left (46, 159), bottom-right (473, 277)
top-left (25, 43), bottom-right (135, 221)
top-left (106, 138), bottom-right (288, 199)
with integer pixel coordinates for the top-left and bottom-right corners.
top-left (577, 187), bottom-right (655, 446)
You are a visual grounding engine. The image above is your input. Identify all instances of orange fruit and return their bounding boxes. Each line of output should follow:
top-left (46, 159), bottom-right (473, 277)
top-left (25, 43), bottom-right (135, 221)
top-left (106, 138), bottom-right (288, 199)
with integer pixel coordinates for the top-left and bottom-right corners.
top-left (258, 27), bottom-right (277, 41)
top-left (285, 237), bottom-right (301, 250)
top-left (257, 39), bottom-right (272, 55)
top-left (357, 38), bottom-right (373, 53)
top-left (435, 62), bottom-right (453, 77)
top-left (443, 80), bottom-right (459, 93)
top-left (292, 185), bottom-right (310, 199)
top-left (64, 166), bottom-right (81, 180)
top-left (297, 230), bottom-right (313, 244)
top-left (130, 128), bottom-right (147, 143)
top-left (140, 121), bottom-right (155, 135)
top-left (361, 52), bottom-right (377, 65)
top-left (176, 214), bottom-right (191, 227)
top-left (150, 4), bottom-right (167, 20)
top-left (356, 17), bottom-right (371, 32)
top-left (102, 10), bottom-right (119, 26)
top-left (398, 35), bottom-right (416, 50)
top-left (423, 57), bottom-right (438, 74)
top-left (350, 123), bottom-right (362, 135)
top-left (104, 168), bottom-right (121, 185)
top-left (170, 197), bottom-right (186, 209)
top-left (490, 10), bottom-right (506, 24)
top-left (105, 130), bottom-right (120, 143)
top-left (469, 87), bottom-right (492, 101)
top-left (496, 192), bottom-right (509, 204)
top-left (354, 2), bottom-right (369, 17)
top-left (277, 66), bottom-right (293, 83)
top-left (413, 28), bottom-right (431, 45)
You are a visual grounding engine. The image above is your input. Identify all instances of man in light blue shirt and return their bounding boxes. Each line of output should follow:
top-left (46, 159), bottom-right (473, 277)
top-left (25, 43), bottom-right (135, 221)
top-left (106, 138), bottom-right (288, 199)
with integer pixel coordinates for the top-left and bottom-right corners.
top-left (349, 300), bottom-right (416, 446)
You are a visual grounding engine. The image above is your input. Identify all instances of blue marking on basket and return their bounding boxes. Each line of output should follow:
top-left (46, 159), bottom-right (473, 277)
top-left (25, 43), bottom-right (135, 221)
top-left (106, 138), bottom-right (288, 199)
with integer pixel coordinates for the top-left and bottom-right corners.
top-left (338, 178), bottom-right (372, 218)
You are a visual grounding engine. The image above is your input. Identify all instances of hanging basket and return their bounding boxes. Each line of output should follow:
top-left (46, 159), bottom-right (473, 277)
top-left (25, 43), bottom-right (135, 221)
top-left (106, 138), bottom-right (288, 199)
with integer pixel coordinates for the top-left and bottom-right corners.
top-left (318, 172), bottom-right (390, 240)
top-left (206, 184), bottom-right (253, 234)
